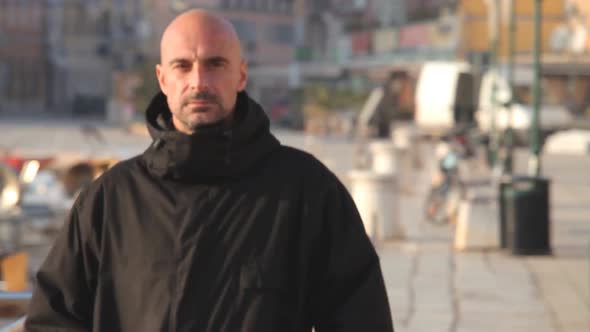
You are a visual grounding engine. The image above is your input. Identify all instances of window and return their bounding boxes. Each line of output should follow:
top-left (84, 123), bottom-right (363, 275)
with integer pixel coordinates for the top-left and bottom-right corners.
top-left (19, 58), bottom-right (27, 99)
top-left (21, 58), bottom-right (29, 99)
top-left (0, 0), bottom-right (4, 29)
top-left (64, 6), bottom-right (75, 34)
top-left (267, 23), bottom-right (293, 44)
top-left (29, 62), bottom-right (38, 98)
top-left (19, 0), bottom-right (33, 29)
top-left (0, 62), bottom-right (7, 98)
top-left (7, 0), bottom-right (16, 27)
top-left (31, 0), bottom-right (38, 28)
top-left (9, 58), bottom-right (22, 99)
top-left (229, 19), bottom-right (256, 42)
top-left (30, 60), bottom-right (39, 98)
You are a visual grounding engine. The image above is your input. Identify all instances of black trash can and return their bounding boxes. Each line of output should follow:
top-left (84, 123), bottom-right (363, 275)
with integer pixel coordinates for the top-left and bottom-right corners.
top-left (504, 176), bottom-right (551, 255)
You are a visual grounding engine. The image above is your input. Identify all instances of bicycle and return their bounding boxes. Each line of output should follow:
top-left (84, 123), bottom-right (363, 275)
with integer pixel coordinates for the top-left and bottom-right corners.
top-left (424, 135), bottom-right (469, 225)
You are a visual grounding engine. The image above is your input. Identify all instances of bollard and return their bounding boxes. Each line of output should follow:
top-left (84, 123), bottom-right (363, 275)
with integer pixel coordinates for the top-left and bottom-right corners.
top-left (348, 170), bottom-right (403, 241)
top-left (454, 196), bottom-right (500, 250)
top-left (391, 124), bottom-right (422, 170)
top-left (392, 125), bottom-right (411, 151)
top-left (369, 140), bottom-right (397, 175)
top-left (367, 140), bottom-right (403, 240)
top-left (392, 125), bottom-right (413, 192)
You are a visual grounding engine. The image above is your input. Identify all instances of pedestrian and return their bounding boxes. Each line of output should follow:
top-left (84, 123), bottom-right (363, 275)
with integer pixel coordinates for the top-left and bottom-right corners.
top-left (25, 9), bottom-right (394, 332)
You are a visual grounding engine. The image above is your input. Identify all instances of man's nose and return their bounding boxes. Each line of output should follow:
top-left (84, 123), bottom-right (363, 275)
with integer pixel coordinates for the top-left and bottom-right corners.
top-left (188, 65), bottom-right (210, 90)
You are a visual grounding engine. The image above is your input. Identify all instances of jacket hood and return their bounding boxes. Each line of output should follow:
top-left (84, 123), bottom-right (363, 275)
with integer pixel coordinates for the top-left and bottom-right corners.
top-left (142, 91), bottom-right (280, 181)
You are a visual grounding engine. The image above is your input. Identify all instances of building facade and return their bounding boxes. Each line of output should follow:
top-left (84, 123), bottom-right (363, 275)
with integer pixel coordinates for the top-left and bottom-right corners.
top-left (458, 0), bottom-right (568, 62)
top-left (0, 0), bottom-right (296, 117)
top-left (143, 0), bottom-right (295, 65)
top-left (566, 0), bottom-right (590, 54)
top-left (0, 0), bottom-right (49, 114)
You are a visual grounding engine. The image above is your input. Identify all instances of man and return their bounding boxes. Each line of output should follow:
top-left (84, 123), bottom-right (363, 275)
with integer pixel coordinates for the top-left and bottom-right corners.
top-left (25, 9), bottom-right (394, 332)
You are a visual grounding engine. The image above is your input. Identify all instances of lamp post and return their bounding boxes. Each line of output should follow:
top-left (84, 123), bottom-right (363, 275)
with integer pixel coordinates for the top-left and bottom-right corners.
top-left (529, 0), bottom-right (542, 176)
top-left (503, 0), bottom-right (516, 175)
top-left (485, 0), bottom-right (501, 169)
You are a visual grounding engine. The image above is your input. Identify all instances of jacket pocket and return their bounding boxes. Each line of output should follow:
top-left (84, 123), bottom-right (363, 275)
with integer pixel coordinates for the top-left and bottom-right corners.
top-left (237, 257), bottom-right (295, 330)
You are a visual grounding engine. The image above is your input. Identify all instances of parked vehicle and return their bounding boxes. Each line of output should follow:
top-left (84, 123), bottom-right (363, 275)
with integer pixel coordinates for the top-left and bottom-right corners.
top-left (414, 61), bottom-right (476, 136)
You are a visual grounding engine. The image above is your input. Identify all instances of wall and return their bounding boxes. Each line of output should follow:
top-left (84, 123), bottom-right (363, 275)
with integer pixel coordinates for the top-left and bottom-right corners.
top-left (458, 0), bottom-right (567, 58)
top-left (0, 0), bottom-right (47, 114)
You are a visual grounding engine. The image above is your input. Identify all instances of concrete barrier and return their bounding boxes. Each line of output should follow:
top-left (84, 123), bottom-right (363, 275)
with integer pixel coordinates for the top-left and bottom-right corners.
top-left (391, 124), bottom-right (413, 151)
top-left (454, 190), bottom-right (500, 250)
top-left (391, 125), bottom-right (416, 193)
top-left (369, 140), bottom-right (397, 175)
top-left (348, 170), bottom-right (403, 241)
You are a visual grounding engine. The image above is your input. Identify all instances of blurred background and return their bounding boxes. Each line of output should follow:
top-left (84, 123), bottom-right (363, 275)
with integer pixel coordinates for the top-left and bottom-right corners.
top-left (0, 0), bottom-right (588, 128)
top-left (0, 0), bottom-right (589, 331)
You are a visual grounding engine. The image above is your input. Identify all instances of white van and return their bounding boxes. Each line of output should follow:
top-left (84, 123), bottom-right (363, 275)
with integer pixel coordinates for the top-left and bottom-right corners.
top-left (414, 61), bottom-right (476, 136)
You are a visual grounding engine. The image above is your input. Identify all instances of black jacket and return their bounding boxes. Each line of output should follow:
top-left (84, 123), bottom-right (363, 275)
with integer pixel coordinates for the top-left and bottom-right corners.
top-left (25, 91), bottom-right (394, 332)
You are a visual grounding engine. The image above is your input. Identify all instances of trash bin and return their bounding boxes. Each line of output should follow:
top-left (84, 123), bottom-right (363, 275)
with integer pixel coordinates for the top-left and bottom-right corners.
top-left (504, 176), bottom-right (551, 255)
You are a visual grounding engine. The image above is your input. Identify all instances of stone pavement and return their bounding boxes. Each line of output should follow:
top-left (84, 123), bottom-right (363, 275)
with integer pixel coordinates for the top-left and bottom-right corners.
top-left (374, 145), bottom-right (590, 332)
top-left (524, 152), bottom-right (590, 332)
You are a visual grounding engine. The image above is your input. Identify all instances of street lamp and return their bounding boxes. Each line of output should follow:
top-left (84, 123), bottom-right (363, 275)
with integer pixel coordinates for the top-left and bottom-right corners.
top-left (503, 0), bottom-right (516, 175)
top-left (485, 0), bottom-right (500, 169)
top-left (529, 0), bottom-right (542, 176)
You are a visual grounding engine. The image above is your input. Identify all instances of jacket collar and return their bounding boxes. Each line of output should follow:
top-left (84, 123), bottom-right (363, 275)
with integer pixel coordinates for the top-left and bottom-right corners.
top-left (142, 91), bottom-right (280, 182)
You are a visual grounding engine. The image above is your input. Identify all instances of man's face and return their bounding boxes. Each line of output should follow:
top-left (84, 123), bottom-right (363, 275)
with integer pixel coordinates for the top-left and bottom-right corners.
top-left (156, 22), bottom-right (247, 133)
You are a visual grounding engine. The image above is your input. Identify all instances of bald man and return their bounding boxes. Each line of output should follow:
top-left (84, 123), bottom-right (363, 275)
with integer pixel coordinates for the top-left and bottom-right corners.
top-left (156, 10), bottom-right (247, 133)
top-left (25, 9), bottom-right (394, 332)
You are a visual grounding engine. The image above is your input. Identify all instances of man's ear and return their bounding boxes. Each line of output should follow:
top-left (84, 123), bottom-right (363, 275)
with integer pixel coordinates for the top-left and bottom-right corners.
top-left (156, 64), bottom-right (167, 94)
top-left (237, 59), bottom-right (248, 92)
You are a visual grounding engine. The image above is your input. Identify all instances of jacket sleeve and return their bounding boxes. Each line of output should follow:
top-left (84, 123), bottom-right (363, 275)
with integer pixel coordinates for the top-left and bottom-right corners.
top-left (25, 190), bottom-right (99, 332)
top-left (311, 178), bottom-right (394, 332)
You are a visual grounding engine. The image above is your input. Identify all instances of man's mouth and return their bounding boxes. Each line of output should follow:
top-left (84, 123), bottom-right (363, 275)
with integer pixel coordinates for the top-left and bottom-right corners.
top-left (188, 100), bottom-right (213, 105)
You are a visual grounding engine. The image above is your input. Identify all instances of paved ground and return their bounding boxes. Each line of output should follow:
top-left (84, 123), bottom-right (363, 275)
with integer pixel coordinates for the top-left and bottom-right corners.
top-left (296, 134), bottom-right (589, 332)
top-left (378, 148), bottom-right (589, 332)
top-left (0, 121), bottom-right (588, 331)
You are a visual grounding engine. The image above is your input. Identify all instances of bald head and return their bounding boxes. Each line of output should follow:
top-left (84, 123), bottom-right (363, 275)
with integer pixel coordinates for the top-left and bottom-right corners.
top-left (160, 9), bottom-right (242, 63)
top-left (155, 9), bottom-right (248, 134)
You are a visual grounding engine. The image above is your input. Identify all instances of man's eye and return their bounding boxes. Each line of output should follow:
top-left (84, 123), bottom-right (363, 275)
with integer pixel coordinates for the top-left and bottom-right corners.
top-left (174, 63), bottom-right (191, 70)
top-left (209, 61), bottom-right (225, 68)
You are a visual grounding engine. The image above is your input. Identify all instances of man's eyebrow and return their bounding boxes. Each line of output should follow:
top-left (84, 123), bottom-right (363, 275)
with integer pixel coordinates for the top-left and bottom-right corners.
top-left (168, 56), bottom-right (229, 66)
top-left (203, 56), bottom-right (229, 64)
top-left (168, 57), bottom-right (191, 66)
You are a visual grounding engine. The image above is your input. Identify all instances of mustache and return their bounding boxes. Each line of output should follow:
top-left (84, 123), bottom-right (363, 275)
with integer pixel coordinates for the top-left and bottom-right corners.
top-left (183, 91), bottom-right (220, 105)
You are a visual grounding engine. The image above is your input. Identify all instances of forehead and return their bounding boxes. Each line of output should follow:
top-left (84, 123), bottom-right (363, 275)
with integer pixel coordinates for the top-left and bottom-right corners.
top-left (162, 27), bottom-right (239, 63)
